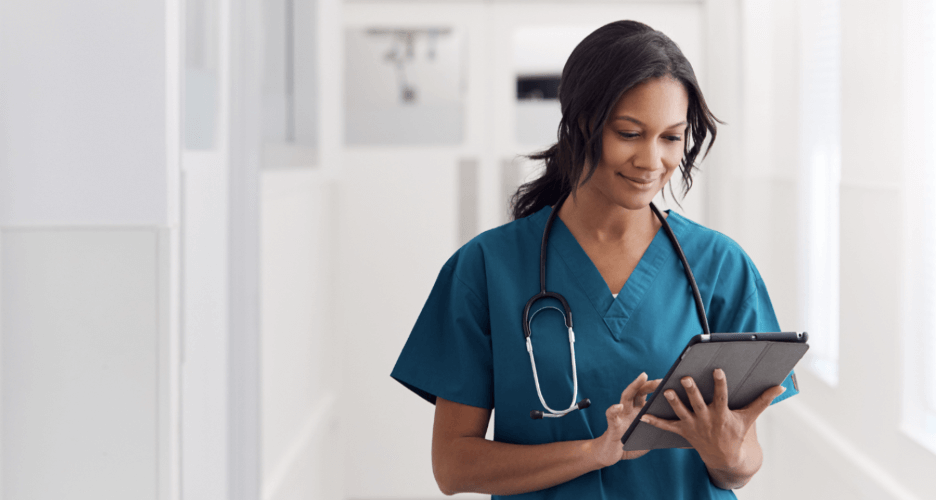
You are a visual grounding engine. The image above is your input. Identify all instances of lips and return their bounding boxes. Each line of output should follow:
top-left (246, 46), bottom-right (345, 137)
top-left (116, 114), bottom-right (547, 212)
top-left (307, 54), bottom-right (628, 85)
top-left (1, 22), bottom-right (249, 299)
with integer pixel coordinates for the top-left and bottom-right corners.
top-left (618, 173), bottom-right (656, 185)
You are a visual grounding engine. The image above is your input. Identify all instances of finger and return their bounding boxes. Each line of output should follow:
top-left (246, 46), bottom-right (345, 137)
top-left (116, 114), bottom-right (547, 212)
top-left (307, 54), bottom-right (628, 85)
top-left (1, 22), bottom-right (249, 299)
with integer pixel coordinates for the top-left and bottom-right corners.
top-left (641, 379), bottom-right (663, 394)
top-left (740, 385), bottom-right (786, 422)
top-left (636, 379), bottom-right (663, 400)
top-left (663, 388), bottom-right (694, 421)
top-left (712, 368), bottom-right (729, 412)
top-left (681, 377), bottom-right (708, 416)
top-left (605, 404), bottom-right (627, 430)
top-left (620, 372), bottom-right (649, 406)
top-left (639, 413), bottom-right (681, 434)
top-left (633, 379), bottom-right (663, 409)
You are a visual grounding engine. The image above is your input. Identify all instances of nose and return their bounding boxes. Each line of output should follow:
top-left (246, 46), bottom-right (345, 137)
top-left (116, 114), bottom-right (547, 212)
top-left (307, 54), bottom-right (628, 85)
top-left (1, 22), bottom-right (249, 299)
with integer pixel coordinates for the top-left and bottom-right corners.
top-left (632, 138), bottom-right (665, 173)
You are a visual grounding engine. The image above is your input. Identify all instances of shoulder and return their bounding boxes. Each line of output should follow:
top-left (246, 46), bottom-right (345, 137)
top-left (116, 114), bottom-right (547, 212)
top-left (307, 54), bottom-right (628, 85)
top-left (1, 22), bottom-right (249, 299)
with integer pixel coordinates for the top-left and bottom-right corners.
top-left (669, 212), bottom-right (765, 303)
top-left (670, 212), bottom-right (764, 288)
top-left (441, 208), bottom-right (547, 288)
top-left (668, 212), bottom-right (776, 330)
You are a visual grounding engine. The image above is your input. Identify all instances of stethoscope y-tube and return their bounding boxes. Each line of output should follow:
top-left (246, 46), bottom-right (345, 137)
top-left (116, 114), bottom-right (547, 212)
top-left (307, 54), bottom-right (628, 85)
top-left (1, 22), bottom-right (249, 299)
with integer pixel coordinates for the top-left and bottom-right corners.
top-left (524, 193), bottom-right (709, 419)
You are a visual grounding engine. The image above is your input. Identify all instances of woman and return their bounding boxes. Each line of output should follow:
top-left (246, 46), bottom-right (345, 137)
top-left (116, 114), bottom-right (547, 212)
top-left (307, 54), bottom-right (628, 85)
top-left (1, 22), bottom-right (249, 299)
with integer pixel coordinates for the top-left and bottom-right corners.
top-left (391, 20), bottom-right (797, 499)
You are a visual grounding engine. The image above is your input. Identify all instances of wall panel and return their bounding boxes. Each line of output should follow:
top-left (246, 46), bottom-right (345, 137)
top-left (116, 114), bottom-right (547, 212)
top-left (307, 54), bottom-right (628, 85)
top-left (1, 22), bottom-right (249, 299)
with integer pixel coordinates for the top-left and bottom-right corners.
top-left (0, 228), bottom-right (165, 499)
top-left (0, 0), bottom-right (172, 226)
top-left (260, 169), bottom-right (340, 500)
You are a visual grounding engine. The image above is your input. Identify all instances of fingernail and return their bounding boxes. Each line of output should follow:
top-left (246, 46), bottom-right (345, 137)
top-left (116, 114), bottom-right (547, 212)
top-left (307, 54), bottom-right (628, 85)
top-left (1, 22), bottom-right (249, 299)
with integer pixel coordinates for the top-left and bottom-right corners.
top-left (640, 372), bottom-right (647, 379)
top-left (779, 387), bottom-right (787, 394)
top-left (640, 415), bottom-right (650, 423)
top-left (714, 369), bottom-right (725, 380)
top-left (665, 390), bottom-right (675, 400)
top-left (681, 378), bottom-right (692, 388)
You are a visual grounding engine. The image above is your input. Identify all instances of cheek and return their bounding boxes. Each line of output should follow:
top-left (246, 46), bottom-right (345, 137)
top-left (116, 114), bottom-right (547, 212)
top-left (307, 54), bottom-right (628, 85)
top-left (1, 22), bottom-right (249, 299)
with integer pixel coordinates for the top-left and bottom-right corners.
top-left (662, 152), bottom-right (682, 177)
top-left (600, 141), bottom-right (634, 166)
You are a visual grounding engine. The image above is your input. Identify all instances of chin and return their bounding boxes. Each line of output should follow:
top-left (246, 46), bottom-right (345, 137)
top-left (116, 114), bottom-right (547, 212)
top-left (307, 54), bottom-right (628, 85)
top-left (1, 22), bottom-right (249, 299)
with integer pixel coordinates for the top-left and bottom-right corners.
top-left (614, 195), bottom-right (658, 211)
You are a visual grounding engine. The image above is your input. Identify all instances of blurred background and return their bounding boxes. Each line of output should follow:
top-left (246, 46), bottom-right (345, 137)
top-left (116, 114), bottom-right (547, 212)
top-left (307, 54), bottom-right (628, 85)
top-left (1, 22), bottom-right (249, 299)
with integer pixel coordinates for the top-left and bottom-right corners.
top-left (0, 0), bottom-right (935, 498)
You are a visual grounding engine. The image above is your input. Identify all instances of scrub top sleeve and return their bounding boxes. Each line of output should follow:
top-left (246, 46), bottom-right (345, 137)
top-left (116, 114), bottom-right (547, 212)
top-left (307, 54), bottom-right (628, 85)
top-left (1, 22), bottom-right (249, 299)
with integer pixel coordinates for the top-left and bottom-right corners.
top-left (723, 277), bottom-right (800, 405)
top-left (390, 261), bottom-right (494, 409)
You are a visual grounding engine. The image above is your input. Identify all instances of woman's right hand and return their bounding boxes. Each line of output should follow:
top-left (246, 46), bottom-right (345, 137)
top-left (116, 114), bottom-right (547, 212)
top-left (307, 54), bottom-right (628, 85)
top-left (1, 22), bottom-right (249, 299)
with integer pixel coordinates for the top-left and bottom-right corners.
top-left (591, 372), bottom-right (661, 467)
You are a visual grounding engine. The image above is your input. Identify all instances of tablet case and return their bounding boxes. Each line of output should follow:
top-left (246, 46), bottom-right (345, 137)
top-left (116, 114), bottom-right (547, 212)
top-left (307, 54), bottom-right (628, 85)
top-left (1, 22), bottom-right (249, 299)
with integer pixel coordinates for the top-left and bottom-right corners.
top-left (621, 333), bottom-right (809, 451)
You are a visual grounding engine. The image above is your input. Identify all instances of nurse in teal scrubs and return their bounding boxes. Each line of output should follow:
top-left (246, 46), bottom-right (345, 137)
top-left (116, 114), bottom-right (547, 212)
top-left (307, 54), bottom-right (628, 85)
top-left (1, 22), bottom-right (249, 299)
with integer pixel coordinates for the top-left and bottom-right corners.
top-left (391, 20), bottom-right (798, 499)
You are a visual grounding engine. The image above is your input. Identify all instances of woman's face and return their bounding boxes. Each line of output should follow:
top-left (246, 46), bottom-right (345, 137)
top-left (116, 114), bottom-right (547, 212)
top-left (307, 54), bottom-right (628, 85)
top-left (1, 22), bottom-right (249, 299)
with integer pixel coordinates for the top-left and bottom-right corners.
top-left (584, 77), bottom-right (689, 211)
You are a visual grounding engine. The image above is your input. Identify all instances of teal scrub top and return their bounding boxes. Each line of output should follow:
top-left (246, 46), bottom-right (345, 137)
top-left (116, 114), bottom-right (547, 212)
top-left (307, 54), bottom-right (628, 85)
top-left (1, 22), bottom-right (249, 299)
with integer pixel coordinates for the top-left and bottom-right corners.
top-left (391, 205), bottom-right (799, 499)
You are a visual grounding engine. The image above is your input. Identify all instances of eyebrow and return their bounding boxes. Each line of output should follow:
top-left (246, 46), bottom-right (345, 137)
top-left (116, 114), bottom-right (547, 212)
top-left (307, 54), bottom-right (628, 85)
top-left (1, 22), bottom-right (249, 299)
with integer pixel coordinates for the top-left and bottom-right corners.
top-left (614, 116), bottom-right (687, 129)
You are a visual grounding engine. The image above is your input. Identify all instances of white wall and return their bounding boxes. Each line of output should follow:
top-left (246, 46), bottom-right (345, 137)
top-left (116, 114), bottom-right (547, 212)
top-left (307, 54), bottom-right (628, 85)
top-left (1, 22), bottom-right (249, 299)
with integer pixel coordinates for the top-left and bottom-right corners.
top-left (0, 1), bottom-right (182, 499)
top-left (0, 0), bottom-right (178, 227)
top-left (0, 229), bottom-right (170, 499)
top-left (260, 169), bottom-right (341, 500)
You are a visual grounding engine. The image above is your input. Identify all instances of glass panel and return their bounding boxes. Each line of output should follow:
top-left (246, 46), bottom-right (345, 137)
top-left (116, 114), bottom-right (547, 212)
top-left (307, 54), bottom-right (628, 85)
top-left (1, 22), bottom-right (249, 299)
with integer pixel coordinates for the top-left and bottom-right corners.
top-left (344, 27), bottom-right (464, 146)
top-left (798, 0), bottom-right (841, 386)
top-left (185, 0), bottom-right (220, 150)
top-left (926, 1), bottom-right (936, 417)
top-left (263, 0), bottom-right (318, 150)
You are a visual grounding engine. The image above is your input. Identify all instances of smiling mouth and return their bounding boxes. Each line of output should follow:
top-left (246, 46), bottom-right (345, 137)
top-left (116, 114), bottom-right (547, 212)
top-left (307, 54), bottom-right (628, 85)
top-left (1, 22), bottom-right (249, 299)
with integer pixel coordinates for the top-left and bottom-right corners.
top-left (618, 173), bottom-right (656, 185)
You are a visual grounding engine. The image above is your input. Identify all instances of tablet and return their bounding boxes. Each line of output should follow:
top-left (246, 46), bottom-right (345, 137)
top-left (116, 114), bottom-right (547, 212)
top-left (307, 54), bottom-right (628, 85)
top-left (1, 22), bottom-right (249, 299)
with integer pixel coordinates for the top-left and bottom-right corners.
top-left (620, 332), bottom-right (809, 451)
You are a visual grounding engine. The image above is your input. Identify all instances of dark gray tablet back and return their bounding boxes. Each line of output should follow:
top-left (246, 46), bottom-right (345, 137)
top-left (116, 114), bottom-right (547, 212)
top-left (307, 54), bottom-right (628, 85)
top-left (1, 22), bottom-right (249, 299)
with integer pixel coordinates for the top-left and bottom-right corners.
top-left (622, 341), bottom-right (809, 451)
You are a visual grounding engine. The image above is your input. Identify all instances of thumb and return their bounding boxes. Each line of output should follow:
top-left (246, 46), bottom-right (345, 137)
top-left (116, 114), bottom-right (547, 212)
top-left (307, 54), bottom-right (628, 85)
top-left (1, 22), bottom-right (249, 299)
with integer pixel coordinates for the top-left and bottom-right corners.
top-left (605, 404), bottom-right (626, 429)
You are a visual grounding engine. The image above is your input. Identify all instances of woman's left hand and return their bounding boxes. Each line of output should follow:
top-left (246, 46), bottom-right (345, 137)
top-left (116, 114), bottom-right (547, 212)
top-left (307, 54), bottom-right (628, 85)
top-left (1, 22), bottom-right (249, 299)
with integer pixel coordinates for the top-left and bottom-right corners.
top-left (638, 368), bottom-right (785, 483)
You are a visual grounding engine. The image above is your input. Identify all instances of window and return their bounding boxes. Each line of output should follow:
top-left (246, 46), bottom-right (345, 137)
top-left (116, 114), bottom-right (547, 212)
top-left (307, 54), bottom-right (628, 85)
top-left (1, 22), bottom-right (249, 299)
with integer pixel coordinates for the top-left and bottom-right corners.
top-left (798, 0), bottom-right (841, 386)
top-left (902, 0), bottom-right (936, 454)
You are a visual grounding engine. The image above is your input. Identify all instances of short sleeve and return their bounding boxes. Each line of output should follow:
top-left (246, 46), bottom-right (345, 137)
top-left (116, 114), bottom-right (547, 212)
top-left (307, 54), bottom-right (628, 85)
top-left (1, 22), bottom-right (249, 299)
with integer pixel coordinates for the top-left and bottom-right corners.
top-left (720, 277), bottom-right (800, 406)
top-left (390, 260), bottom-right (494, 409)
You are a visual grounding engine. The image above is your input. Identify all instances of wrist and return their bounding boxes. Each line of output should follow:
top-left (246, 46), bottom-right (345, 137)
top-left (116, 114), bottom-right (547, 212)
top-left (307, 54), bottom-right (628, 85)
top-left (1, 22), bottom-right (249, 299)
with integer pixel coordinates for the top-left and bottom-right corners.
top-left (707, 447), bottom-right (745, 472)
top-left (584, 437), bottom-right (614, 470)
top-left (704, 448), bottom-right (754, 489)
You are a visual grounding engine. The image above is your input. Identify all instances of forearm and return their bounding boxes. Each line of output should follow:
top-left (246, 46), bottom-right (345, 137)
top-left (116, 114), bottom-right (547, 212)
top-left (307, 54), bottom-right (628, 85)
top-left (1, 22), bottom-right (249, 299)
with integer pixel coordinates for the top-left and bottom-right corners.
top-left (704, 432), bottom-right (763, 490)
top-left (434, 436), bottom-right (602, 496)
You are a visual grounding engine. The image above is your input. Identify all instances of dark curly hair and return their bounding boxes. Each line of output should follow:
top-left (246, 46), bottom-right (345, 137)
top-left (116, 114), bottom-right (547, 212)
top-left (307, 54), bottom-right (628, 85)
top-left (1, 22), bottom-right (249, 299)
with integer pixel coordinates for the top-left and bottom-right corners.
top-left (510, 20), bottom-right (720, 220)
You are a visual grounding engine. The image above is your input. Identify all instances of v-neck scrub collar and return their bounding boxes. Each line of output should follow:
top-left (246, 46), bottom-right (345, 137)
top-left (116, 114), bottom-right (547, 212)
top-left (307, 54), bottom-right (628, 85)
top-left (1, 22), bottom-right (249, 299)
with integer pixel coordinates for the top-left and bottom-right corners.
top-left (527, 205), bottom-right (688, 340)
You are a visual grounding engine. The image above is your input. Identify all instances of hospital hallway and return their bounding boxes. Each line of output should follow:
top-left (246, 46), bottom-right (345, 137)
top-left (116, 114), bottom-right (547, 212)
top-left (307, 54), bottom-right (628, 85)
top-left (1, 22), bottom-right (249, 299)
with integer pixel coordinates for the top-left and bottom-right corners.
top-left (0, 0), bottom-right (935, 499)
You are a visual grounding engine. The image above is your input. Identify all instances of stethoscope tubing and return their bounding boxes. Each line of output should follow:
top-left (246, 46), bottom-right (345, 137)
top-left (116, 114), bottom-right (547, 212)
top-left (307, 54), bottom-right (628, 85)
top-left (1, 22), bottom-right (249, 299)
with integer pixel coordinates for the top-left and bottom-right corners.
top-left (525, 306), bottom-right (580, 417)
top-left (649, 202), bottom-right (710, 336)
top-left (524, 193), bottom-right (710, 419)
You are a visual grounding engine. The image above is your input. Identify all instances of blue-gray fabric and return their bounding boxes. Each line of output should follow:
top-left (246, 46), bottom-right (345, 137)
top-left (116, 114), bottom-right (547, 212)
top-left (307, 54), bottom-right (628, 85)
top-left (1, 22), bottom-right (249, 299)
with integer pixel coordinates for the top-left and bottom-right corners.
top-left (391, 205), bottom-right (798, 499)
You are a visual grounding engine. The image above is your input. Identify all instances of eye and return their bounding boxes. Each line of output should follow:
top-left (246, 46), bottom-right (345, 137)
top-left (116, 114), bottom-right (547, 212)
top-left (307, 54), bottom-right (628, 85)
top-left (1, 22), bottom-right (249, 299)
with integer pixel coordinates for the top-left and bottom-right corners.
top-left (617, 131), bottom-right (639, 139)
top-left (665, 135), bottom-right (683, 142)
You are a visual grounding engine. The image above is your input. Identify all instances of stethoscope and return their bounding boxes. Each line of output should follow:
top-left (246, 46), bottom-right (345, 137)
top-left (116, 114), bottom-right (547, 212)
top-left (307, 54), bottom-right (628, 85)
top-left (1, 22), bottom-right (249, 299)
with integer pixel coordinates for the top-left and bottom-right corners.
top-left (524, 192), bottom-right (711, 419)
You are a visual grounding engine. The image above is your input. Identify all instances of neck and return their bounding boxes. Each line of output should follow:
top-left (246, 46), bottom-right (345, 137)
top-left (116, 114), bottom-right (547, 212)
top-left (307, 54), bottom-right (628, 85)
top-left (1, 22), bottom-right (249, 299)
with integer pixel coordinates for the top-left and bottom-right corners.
top-left (556, 189), bottom-right (661, 244)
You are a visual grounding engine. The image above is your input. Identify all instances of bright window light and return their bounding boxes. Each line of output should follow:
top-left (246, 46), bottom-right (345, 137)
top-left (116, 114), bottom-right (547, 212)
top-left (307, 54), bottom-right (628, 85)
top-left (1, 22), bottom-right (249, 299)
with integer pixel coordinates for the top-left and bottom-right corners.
top-left (918, 0), bottom-right (936, 448)
top-left (798, 0), bottom-right (841, 387)
top-left (901, 0), bottom-right (936, 454)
